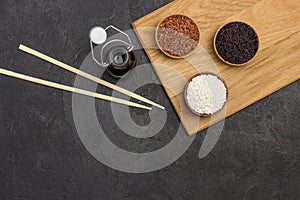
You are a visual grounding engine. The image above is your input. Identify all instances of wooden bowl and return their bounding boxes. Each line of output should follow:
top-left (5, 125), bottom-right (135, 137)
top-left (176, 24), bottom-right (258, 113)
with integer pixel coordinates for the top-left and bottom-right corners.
top-left (184, 72), bottom-right (228, 117)
top-left (155, 14), bottom-right (200, 59)
top-left (213, 21), bottom-right (259, 67)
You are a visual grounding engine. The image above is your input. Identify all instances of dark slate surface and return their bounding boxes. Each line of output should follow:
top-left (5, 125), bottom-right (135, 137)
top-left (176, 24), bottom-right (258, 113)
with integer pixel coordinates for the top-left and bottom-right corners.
top-left (0, 0), bottom-right (299, 199)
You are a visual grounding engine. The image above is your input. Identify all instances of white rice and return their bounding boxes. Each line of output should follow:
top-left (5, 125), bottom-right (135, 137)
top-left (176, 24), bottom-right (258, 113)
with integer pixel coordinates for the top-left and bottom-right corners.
top-left (186, 74), bottom-right (227, 114)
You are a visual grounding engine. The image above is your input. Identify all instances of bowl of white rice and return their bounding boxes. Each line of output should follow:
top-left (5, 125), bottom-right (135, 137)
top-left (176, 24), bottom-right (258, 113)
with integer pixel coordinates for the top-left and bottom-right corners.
top-left (184, 72), bottom-right (228, 116)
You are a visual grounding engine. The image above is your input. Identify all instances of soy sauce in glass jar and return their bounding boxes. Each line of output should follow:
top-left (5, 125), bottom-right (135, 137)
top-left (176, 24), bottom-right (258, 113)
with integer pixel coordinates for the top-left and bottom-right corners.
top-left (90, 25), bottom-right (137, 79)
top-left (106, 46), bottom-right (136, 79)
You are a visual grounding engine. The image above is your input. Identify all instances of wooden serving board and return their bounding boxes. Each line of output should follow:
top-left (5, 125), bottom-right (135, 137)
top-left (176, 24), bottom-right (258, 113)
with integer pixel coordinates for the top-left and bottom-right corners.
top-left (132, 0), bottom-right (300, 136)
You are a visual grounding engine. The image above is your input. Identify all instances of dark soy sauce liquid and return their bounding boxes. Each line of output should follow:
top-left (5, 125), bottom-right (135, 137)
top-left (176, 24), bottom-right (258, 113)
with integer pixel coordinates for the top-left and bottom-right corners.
top-left (106, 47), bottom-right (136, 79)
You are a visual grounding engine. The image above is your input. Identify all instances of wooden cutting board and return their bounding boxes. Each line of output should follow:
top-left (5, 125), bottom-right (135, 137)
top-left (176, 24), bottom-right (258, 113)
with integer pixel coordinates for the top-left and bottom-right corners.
top-left (132, 0), bottom-right (300, 136)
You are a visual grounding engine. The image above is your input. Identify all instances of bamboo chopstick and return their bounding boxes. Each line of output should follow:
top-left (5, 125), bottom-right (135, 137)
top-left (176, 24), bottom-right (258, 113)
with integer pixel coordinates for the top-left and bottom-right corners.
top-left (0, 68), bottom-right (152, 110)
top-left (19, 44), bottom-right (165, 110)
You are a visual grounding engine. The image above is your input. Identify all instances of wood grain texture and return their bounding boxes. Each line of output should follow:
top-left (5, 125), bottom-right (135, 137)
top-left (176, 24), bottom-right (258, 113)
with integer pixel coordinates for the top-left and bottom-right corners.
top-left (132, 0), bottom-right (300, 136)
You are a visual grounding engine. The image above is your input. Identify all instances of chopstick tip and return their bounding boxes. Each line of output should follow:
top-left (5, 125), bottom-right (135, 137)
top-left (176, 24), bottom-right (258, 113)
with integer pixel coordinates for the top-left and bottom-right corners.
top-left (156, 105), bottom-right (165, 110)
top-left (19, 44), bottom-right (25, 50)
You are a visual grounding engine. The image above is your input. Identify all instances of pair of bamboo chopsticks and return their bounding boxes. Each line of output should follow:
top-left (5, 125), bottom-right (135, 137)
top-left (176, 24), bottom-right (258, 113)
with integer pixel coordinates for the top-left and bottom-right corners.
top-left (0, 44), bottom-right (165, 111)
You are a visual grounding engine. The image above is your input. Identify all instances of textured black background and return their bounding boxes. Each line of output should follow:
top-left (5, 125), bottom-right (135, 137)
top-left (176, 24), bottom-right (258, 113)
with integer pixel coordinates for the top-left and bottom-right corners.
top-left (0, 0), bottom-right (299, 199)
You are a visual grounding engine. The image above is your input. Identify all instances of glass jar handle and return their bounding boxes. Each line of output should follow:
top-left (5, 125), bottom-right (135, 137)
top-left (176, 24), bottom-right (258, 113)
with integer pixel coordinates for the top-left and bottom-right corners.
top-left (90, 25), bottom-right (134, 67)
